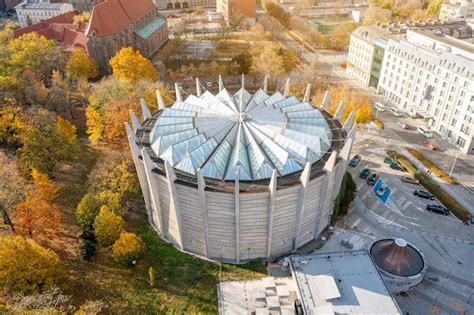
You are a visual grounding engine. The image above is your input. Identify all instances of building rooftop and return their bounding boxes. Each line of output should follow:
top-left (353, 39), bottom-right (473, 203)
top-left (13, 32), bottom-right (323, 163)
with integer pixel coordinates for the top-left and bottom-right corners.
top-left (16, 1), bottom-right (70, 9)
top-left (218, 277), bottom-right (297, 314)
top-left (148, 86), bottom-right (333, 181)
top-left (290, 250), bottom-right (401, 315)
top-left (86, 0), bottom-right (157, 37)
top-left (135, 16), bottom-right (167, 39)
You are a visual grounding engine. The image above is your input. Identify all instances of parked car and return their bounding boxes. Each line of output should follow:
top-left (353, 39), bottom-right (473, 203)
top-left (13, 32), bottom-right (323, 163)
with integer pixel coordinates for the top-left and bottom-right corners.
top-left (349, 155), bottom-right (361, 167)
top-left (397, 122), bottom-right (407, 129)
top-left (383, 157), bottom-right (393, 164)
top-left (390, 108), bottom-right (402, 117)
top-left (426, 204), bottom-right (449, 215)
top-left (390, 162), bottom-right (404, 171)
top-left (401, 175), bottom-right (418, 185)
top-left (417, 126), bottom-right (433, 138)
top-left (374, 102), bottom-right (385, 112)
top-left (367, 173), bottom-right (379, 185)
top-left (206, 81), bottom-right (213, 88)
top-left (414, 189), bottom-right (435, 200)
top-left (359, 168), bottom-right (370, 179)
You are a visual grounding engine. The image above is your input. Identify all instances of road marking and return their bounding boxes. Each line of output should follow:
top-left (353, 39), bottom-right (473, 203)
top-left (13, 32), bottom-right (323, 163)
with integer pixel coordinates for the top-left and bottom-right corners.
top-left (399, 219), bottom-right (422, 227)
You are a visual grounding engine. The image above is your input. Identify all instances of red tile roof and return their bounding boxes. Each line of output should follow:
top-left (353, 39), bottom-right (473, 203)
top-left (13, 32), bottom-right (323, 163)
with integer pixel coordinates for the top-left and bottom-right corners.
top-left (86, 0), bottom-right (156, 37)
top-left (13, 11), bottom-right (87, 51)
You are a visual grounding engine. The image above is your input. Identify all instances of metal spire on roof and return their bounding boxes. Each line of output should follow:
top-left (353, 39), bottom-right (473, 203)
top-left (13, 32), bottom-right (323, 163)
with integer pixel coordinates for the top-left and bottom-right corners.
top-left (321, 90), bottom-right (330, 109)
top-left (196, 78), bottom-right (202, 97)
top-left (175, 83), bottom-right (183, 102)
top-left (263, 75), bottom-right (268, 93)
top-left (241, 73), bottom-right (245, 90)
top-left (218, 75), bottom-right (224, 92)
top-left (140, 98), bottom-right (151, 120)
top-left (129, 110), bottom-right (140, 132)
top-left (156, 89), bottom-right (166, 111)
top-left (283, 78), bottom-right (290, 97)
top-left (344, 111), bottom-right (355, 132)
top-left (303, 83), bottom-right (311, 102)
top-left (335, 100), bottom-right (345, 121)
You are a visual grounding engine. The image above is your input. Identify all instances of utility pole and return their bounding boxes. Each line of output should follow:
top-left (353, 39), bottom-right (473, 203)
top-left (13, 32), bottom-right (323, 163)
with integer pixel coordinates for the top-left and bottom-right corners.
top-left (449, 152), bottom-right (460, 178)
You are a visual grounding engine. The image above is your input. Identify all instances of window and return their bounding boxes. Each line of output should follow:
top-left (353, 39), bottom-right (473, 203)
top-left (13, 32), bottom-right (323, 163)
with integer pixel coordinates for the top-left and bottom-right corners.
top-left (457, 137), bottom-right (466, 147)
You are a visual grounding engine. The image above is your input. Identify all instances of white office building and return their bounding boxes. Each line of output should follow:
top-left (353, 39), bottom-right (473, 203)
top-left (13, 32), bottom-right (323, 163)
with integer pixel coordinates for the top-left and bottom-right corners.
top-left (15, 1), bottom-right (74, 27)
top-left (377, 30), bottom-right (474, 154)
top-left (439, 0), bottom-right (474, 22)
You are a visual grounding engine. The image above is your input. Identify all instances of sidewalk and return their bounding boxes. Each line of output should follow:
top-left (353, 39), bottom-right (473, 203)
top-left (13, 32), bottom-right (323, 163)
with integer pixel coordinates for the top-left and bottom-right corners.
top-left (400, 147), bottom-right (474, 214)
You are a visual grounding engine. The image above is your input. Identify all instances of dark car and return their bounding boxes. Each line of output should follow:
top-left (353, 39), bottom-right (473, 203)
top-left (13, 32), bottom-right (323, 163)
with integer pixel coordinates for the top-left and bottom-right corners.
top-left (390, 162), bottom-right (404, 171)
top-left (426, 204), bottom-right (449, 215)
top-left (367, 173), bottom-right (379, 185)
top-left (359, 168), bottom-right (370, 179)
top-left (414, 189), bottom-right (435, 200)
top-left (349, 155), bottom-right (361, 167)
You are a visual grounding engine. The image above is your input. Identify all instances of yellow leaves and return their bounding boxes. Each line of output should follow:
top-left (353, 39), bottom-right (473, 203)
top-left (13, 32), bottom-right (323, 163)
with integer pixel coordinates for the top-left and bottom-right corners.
top-left (85, 105), bottom-right (103, 145)
top-left (75, 194), bottom-right (100, 227)
top-left (56, 116), bottom-right (77, 146)
top-left (66, 48), bottom-right (99, 80)
top-left (0, 235), bottom-right (64, 294)
top-left (112, 232), bottom-right (145, 266)
top-left (14, 170), bottom-right (61, 240)
top-left (109, 47), bottom-right (158, 83)
top-left (323, 85), bottom-right (373, 125)
top-left (93, 205), bottom-right (124, 246)
top-left (251, 44), bottom-right (287, 77)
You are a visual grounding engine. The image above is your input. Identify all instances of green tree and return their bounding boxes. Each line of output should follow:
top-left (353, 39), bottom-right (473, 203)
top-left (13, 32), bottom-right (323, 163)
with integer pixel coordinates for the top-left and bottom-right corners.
top-left (0, 235), bottom-right (64, 294)
top-left (75, 194), bottom-right (100, 227)
top-left (112, 232), bottom-right (145, 266)
top-left (231, 53), bottom-right (252, 74)
top-left (109, 47), bottom-right (158, 82)
top-left (8, 33), bottom-right (62, 79)
top-left (93, 205), bottom-right (124, 246)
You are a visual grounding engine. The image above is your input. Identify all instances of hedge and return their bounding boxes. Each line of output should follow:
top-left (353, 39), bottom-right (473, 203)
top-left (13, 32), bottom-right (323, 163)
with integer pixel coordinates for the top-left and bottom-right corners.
top-left (387, 150), bottom-right (469, 221)
top-left (407, 148), bottom-right (456, 184)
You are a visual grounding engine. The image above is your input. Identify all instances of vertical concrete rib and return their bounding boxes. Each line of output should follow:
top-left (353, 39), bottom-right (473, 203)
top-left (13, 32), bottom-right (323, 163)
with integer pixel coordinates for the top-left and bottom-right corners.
top-left (140, 98), bottom-right (151, 120)
top-left (129, 110), bottom-right (140, 132)
top-left (294, 162), bottom-right (311, 250)
top-left (141, 148), bottom-right (163, 235)
top-left (235, 166), bottom-right (240, 263)
top-left (315, 150), bottom-right (338, 236)
top-left (266, 169), bottom-right (277, 259)
top-left (164, 161), bottom-right (184, 250)
top-left (196, 169), bottom-right (210, 258)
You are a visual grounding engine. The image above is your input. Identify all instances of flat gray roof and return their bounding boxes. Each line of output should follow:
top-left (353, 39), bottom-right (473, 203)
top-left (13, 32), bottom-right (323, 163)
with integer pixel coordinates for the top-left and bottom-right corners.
top-left (290, 250), bottom-right (401, 315)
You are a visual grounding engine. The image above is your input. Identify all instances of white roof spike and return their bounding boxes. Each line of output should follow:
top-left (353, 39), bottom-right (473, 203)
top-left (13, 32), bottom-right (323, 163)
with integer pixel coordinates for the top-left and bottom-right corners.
top-left (321, 90), bottom-right (330, 109)
top-left (196, 78), bottom-right (202, 96)
top-left (335, 100), bottom-right (345, 121)
top-left (303, 83), bottom-right (311, 102)
top-left (140, 98), bottom-right (151, 120)
top-left (129, 109), bottom-right (140, 132)
top-left (219, 75), bottom-right (224, 92)
top-left (239, 88), bottom-right (244, 112)
top-left (175, 83), bottom-right (183, 102)
top-left (263, 75), bottom-right (269, 93)
top-left (156, 89), bottom-right (166, 111)
top-left (344, 111), bottom-right (355, 132)
top-left (283, 78), bottom-right (290, 97)
top-left (241, 73), bottom-right (245, 90)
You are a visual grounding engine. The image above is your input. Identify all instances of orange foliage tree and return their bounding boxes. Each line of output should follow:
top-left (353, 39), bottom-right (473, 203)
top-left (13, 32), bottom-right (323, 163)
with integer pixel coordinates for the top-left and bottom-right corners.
top-left (109, 47), bottom-right (158, 82)
top-left (13, 169), bottom-right (61, 240)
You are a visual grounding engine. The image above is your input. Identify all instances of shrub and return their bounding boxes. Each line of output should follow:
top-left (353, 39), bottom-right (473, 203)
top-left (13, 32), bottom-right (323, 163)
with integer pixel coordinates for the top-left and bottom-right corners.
top-left (80, 239), bottom-right (96, 261)
top-left (93, 205), bottom-right (124, 246)
top-left (112, 232), bottom-right (145, 266)
top-left (407, 148), bottom-right (455, 184)
top-left (332, 172), bottom-right (356, 223)
top-left (372, 116), bottom-right (384, 129)
top-left (76, 194), bottom-right (100, 227)
top-left (387, 150), bottom-right (417, 176)
top-left (0, 235), bottom-right (64, 294)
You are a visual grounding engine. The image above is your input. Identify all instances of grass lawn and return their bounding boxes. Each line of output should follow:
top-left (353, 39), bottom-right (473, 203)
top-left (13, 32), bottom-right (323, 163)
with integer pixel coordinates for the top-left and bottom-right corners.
top-left (51, 142), bottom-right (267, 313)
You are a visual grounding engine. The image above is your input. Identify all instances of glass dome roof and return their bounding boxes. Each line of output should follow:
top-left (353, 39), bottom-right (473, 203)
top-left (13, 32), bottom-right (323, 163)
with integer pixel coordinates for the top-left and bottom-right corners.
top-left (149, 87), bottom-right (333, 181)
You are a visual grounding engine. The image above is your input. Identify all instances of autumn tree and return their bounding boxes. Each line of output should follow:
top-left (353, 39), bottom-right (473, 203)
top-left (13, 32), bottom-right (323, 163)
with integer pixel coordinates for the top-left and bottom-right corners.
top-left (0, 235), bottom-right (64, 294)
top-left (109, 47), bottom-right (158, 82)
top-left (73, 12), bottom-right (91, 25)
top-left (66, 48), bottom-right (98, 80)
top-left (362, 7), bottom-right (391, 25)
top-left (13, 169), bottom-right (61, 240)
top-left (17, 109), bottom-right (77, 174)
top-left (251, 44), bottom-right (289, 77)
top-left (93, 205), bottom-right (124, 246)
top-left (8, 33), bottom-right (62, 79)
top-left (75, 194), bottom-right (100, 227)
top-left (112, 232), bottom-right (145, 266)
top-left (331, 22), bottom-right (358, 50)
top-left (0, 105), bottom-right (27, 148)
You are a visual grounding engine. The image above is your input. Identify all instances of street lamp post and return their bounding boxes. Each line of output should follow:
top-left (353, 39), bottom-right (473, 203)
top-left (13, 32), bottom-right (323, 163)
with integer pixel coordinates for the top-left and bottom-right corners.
top-left (449, 152), bottom-right (461, 178)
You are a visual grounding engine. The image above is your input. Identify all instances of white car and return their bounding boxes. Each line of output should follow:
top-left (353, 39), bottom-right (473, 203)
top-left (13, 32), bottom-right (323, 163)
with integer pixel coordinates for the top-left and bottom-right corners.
top-left (389, 108), bottom-right (401, 117)
top-left (206, 81), bottom-right (212, 88)
top-left (374, 102), bottom-right (385, 112)
top-left (417, 126), bottom-right (433, 138)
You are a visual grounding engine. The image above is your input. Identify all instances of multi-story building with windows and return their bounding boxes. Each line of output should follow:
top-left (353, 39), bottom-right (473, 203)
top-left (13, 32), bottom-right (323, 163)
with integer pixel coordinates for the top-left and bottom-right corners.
top-left (15, 1), bottom-right (74, 27)
top-left (217, 0), bottom-right (256, 25)
top-left (439, 0), bottom-right (474, 21)
top-left (377, 30), bottom-right (474, 154)
top-left (153, 0), bottom-right (215, 10)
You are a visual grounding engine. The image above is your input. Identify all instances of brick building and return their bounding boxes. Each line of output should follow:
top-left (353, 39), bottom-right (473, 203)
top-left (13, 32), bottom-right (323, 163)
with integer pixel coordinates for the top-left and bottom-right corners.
top-left (85, 0), bottom-right (168, 73)
top-left (216, 0), bottom-right (256, 25)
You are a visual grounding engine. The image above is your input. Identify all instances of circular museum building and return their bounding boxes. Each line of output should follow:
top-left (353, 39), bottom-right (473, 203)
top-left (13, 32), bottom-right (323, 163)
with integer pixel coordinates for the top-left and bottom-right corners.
top-left (126, 77), bottom-right (355, 263)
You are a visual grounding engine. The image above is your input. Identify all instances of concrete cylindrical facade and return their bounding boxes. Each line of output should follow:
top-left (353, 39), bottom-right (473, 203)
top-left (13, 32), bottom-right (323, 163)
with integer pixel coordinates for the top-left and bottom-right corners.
top-left (127, 85), bottom-right (355, 263)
